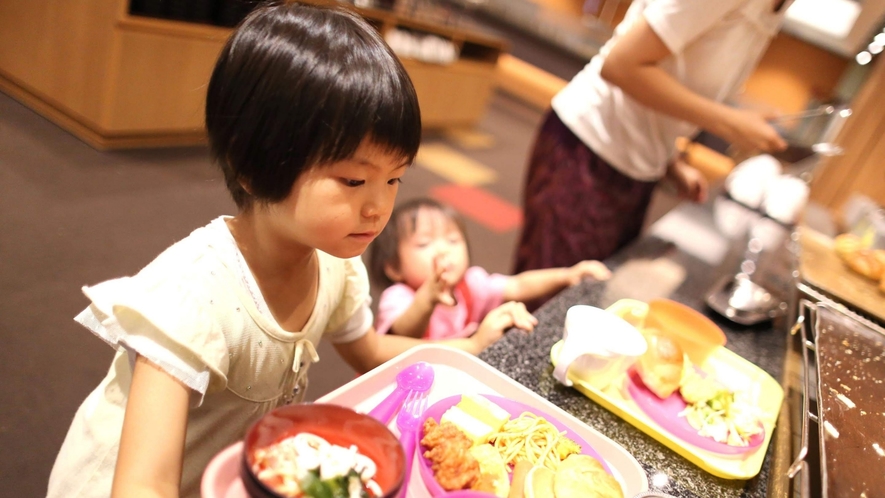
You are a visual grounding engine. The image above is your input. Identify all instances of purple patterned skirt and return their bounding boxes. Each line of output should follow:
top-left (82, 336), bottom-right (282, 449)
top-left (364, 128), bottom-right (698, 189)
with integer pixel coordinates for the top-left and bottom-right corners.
top-left (514, 111), bottom-right (657, 276)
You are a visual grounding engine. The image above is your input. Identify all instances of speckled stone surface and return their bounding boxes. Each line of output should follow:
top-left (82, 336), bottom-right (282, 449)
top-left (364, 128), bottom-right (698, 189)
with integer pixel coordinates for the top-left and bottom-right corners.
top-left (479, 203), bottom-right (793, 498)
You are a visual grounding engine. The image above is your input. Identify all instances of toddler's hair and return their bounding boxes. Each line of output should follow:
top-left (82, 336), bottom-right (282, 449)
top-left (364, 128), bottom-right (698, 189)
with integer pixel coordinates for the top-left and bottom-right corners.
top-left (206, 2), bottom-right (421, 209)
top-left (369, 197), bottom-right (469, 288)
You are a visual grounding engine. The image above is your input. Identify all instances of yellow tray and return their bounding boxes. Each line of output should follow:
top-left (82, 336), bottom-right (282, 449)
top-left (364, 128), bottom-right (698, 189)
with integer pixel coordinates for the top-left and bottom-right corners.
top-left (550, 299), bottom-right (783, 480)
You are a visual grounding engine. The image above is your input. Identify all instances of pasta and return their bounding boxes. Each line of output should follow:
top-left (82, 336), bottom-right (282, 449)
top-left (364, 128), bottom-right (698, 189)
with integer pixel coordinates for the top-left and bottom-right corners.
top-left (490, 412), bottom-right (577, 471)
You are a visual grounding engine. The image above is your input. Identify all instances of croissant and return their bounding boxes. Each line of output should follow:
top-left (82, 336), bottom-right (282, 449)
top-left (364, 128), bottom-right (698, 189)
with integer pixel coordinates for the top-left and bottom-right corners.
top-left (844, 249), bottom-right (885, 281)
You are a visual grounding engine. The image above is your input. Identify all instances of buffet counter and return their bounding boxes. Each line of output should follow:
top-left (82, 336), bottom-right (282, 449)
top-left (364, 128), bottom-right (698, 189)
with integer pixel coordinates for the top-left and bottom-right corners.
top-left (479, 197), bottom-right (796, 497)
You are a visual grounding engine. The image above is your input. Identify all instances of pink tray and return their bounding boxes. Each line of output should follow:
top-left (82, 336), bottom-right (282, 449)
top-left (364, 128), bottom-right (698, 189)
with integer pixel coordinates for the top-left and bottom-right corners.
top-left (200, 344), bottom-right (648, 497)
top-left (625, 368), bottom-right (764, 455)
top-left (417, 394), bottom-right (615, 496)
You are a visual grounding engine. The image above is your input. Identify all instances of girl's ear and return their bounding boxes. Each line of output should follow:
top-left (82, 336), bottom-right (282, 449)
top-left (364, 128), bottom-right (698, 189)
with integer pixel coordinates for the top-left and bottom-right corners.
top-left (238, 178), bottom-right (253, 195)
top-left (384, 262), bottom-right (403, 283)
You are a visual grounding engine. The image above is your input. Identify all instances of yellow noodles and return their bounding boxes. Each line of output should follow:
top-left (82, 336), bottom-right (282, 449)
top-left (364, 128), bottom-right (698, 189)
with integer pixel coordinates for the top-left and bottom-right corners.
top-left (490, 412), bottom-right (566, 471)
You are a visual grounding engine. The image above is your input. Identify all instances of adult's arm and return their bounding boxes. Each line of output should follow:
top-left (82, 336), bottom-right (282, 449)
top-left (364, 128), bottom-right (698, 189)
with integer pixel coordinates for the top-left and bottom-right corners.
top-left (600, 17), bottom-right (786, 152)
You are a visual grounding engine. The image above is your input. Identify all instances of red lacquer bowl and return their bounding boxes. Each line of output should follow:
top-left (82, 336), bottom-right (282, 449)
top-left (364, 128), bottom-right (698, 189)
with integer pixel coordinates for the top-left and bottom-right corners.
top-left (241, 403), bottom-right (405, 498)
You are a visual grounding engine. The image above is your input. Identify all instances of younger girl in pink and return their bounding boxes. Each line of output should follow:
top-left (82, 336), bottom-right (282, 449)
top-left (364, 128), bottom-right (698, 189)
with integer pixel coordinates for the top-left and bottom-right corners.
top-left (369, 198), bottom-right (611, 340)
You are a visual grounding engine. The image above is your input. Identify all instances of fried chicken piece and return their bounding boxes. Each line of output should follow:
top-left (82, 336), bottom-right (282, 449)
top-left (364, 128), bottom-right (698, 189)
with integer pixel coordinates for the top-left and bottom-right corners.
top-left (421, 419), bottom-right (481, 491)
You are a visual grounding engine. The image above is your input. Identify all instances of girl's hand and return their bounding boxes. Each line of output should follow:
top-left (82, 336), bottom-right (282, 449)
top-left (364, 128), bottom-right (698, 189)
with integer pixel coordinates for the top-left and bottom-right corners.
top-left (567, 260), bottom-right (612, 286)
top-left (415, 254), bottom-right (456, 307)
top-left (472, 301), bottom-right (538, 352)
top-left (718, 107), bottom-right (788, 153)
top-left (665, 158), bottom-right (708, 203)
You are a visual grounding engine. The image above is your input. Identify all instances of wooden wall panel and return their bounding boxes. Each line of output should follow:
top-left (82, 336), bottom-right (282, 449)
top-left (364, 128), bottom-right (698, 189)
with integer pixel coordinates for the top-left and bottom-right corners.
top-left (809, 54), bottom-right (885, 216)
top-left (0, 0), bottom-right (118, 125)
top-left (743, 33), bottom-right (849, 114)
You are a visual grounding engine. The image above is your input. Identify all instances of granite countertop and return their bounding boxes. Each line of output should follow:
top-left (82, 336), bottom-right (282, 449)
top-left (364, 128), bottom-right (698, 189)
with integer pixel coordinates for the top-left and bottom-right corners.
top-left (479, 198), bottom-right (795, 498)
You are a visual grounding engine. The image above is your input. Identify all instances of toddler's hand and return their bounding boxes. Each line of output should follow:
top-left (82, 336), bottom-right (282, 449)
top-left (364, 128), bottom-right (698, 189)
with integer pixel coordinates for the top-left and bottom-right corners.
top-left (416, 254), bottom-right (456, 307)
top-left (567, 260), bottom-right (611, 286)
top-left (473, 301), bottom-right (538, 351)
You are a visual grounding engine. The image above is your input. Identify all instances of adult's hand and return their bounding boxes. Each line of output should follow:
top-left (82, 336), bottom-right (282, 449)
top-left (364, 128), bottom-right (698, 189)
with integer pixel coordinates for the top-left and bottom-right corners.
top-left (665, 157), bottom-right (708, 203)
top-left (717, 107), bottom-right (788, 153)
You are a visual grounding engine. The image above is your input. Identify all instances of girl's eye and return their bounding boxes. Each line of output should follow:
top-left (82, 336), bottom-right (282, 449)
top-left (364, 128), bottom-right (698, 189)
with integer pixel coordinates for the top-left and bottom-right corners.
top-left (341, 178), bottom-right (365, 187)
top-left (388, 177), bottom-right (403, 186)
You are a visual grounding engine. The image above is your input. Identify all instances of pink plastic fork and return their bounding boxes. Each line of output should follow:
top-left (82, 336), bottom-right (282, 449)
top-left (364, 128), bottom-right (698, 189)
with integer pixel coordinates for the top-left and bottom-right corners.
top-left (396, 389), bottom-right (429, 498)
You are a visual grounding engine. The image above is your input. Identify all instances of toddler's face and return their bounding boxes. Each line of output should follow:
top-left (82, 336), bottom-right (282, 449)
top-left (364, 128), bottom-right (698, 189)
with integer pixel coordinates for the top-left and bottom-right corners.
top-left (395, 207), bottom-right (469, 290)
top-left (263, 140), bottom-right (408, 259)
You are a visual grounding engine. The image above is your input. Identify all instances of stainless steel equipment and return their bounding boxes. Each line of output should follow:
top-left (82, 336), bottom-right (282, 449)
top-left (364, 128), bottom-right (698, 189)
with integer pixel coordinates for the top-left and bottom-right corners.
top-left (706, 273), bottom-right (789, 325)
top-left (787, 290), bottom-right (885, 498)
top-left (707, 104), bottom-right (853, 326)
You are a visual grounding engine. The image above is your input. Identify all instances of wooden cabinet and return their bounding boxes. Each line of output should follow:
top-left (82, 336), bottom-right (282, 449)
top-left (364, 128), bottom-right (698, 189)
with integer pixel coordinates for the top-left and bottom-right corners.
top-left (308, 0), bottom-right (508, 129)
top-left (0, 0), bottom-right (506, 149)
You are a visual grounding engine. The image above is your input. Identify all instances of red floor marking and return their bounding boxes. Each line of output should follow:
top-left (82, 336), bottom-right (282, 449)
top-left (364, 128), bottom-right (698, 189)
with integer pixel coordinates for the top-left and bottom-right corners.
top-left (430, 184), bottom-right (523, 233)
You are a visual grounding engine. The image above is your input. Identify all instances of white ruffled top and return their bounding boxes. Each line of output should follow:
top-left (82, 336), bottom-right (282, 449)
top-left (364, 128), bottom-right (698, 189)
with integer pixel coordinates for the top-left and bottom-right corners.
top-left (47, 216), bottom-right (372, 498)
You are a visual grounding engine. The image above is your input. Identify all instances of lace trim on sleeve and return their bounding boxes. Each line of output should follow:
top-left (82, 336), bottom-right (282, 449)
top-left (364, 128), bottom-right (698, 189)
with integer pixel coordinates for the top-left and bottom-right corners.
top-left (75, 305), bottom-right (211, 407)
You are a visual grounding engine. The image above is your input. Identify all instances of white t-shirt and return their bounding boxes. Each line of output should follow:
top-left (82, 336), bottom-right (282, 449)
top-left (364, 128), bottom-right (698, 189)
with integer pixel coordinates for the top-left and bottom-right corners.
top-left (47, 217), bottom-right (372, 498)
top-left (552, 0), bottom-right (789, 181)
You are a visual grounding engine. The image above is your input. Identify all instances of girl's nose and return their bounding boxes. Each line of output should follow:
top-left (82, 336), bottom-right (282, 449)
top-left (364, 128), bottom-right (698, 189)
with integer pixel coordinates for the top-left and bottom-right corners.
top-left (367, 187), bottom-right (396, 220)
top-left (361, 201), bottom-right (378, 220)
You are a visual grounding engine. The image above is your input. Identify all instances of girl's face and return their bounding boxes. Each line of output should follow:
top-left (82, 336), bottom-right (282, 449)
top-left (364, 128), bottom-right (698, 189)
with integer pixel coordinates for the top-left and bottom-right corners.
top-left (260, 140), bottom-right (409, 260)
top-left (392, 207), bottom-right (469, 290)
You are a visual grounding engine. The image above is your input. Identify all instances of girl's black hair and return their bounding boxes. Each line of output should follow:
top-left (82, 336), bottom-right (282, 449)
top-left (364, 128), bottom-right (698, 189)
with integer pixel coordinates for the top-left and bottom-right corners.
top-left (206, 2), bottom-right (421, 209)
top-left (369, 197), bottom-right (470, 289)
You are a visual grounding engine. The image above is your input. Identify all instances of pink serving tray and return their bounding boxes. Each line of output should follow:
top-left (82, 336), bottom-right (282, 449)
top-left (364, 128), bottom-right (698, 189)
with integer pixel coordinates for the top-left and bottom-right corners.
top-left (201, 344), bottom-right (648, 498)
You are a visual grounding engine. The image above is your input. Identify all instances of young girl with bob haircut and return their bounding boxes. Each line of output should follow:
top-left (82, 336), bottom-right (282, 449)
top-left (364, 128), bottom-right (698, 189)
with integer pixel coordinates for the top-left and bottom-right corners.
top-left (48, 5), bottom-right (503, 497)
top-left (369, 197), bottom-right (611, 340)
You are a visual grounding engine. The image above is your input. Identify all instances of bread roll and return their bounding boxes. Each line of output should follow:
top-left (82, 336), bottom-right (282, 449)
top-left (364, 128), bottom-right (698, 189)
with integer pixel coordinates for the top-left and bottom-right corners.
top-left (552, 454), bottom-right (623, 498)
top-left (635, 333), bottom-right (684, 399)
top-left (524, 466), bottom-right (555, 498)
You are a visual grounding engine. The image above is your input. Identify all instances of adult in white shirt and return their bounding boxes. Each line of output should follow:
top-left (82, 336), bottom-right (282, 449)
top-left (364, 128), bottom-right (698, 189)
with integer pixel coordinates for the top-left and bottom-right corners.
top-left (514, 0), bottom-right (790, 284)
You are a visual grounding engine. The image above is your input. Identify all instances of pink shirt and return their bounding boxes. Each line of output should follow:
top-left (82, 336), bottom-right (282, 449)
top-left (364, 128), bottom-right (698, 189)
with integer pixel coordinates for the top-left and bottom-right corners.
top-left (375, 266), bottom-right (508, 340)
